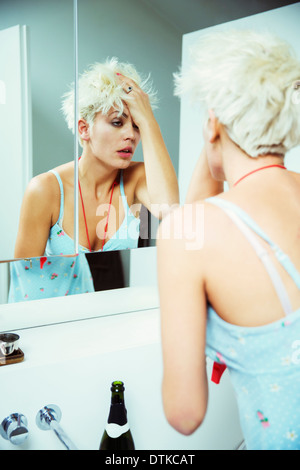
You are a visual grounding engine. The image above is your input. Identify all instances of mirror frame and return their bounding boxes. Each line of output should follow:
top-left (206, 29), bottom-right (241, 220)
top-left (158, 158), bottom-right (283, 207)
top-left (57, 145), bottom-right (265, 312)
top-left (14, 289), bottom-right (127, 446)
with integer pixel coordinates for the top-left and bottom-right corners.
top-left (74, 0), bottom-right (79, 254)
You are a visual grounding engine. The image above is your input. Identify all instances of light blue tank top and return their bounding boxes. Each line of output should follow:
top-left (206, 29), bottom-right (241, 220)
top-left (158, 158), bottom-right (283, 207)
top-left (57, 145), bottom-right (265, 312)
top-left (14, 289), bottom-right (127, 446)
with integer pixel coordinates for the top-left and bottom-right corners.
top-left (205, 197), bottom-right (300, 450)
top-left (8, 254), bottom-right (94, 302)
top-left (8, 169), bottom-right (140, 303)
top-left (46, 169), bottom-right (140, 255)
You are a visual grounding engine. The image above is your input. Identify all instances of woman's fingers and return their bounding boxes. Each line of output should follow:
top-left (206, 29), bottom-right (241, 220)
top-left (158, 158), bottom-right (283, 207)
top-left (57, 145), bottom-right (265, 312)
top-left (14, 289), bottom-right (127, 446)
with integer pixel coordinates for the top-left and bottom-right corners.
top-left (115, 73), bottom-right (153, 126)
top-left (116, 73), bottom-right (137, 94)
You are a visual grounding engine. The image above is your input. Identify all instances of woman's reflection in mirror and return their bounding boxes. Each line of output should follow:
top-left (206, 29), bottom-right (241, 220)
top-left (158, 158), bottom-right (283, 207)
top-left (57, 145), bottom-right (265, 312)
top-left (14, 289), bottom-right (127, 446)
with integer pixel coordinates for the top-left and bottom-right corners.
top-left (9, 58), bottom-right (179, 302)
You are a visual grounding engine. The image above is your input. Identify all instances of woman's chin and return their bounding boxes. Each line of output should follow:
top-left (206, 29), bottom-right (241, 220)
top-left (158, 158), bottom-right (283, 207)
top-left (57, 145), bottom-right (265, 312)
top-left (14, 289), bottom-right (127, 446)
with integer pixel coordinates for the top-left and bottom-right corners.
top-left (116, 156), bottom-right (133, 167)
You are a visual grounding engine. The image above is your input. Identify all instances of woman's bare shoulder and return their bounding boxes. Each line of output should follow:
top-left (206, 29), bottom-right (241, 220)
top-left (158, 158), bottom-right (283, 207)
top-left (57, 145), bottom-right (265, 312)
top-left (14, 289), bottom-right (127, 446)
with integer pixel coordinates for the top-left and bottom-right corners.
top-left (26, 162), bottom-right (74, 195)
top-left (291, 170), bottom-right (300, 183)
top-left (26, 172), bottom-right (54, 195)
top-left (52, 161), bottom-right (74, 185)
top-left (25, 170), bottom-right (63, 199)
top-left (17, 172), bottom-right (60, 230)
top-left (157, 199), bottom-right (224, 250)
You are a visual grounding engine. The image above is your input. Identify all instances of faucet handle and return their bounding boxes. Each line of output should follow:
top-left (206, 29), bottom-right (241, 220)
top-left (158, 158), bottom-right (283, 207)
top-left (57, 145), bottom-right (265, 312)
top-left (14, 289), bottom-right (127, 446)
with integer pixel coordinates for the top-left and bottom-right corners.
top-left (36, 404), bottom-right (62, 430)
top-left (0, 413), bottom-right (29, 445)
top-left (36, 404), bottom-right (77, 450)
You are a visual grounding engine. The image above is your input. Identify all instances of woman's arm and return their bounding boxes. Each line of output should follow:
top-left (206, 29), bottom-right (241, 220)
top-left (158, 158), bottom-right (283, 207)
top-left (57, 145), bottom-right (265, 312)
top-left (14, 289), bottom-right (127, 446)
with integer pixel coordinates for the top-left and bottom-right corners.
top-left (14, 173), bottom-right (57, 258)
top-left (119, 75), bottom-right (179, 218)
top-left (185, 147), bottom-right (223, 204)
top-left (156, 206), bottom-right (208, 435)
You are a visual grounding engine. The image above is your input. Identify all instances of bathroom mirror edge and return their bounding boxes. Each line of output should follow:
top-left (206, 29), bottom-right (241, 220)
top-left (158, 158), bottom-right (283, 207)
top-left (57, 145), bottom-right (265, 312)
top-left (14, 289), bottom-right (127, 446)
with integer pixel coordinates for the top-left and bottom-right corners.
top-left (73, 0), bottom-right (79, 255)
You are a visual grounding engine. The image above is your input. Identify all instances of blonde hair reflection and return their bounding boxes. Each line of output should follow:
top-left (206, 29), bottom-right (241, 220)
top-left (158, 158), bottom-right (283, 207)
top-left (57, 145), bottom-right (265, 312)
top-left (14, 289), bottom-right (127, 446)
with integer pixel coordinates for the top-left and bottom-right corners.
top-left (62, 57), bottom-right (158, 146)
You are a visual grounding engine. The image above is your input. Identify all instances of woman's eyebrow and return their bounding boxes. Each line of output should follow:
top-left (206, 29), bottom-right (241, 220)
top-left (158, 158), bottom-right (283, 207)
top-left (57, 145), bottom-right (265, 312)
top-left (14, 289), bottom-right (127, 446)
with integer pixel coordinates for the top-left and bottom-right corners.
top-left (108, 110), bottom-right (128, 119)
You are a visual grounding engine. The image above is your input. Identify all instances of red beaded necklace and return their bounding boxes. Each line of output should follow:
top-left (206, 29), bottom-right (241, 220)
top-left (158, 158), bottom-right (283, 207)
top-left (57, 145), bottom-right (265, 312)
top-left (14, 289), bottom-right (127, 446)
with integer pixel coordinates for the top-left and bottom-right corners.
top-left (233, 164), bottom-right (286, 187)
top-left (78, 157), bottom-right (117, 252)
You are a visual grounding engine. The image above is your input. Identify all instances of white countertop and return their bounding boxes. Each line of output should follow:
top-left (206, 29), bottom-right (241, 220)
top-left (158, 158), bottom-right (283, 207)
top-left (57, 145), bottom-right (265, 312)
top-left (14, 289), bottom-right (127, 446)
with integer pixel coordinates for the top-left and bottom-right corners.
top-left (0, 285), bottom-right (160, 332)
top-left (5, 306), bottom-right (161, 370)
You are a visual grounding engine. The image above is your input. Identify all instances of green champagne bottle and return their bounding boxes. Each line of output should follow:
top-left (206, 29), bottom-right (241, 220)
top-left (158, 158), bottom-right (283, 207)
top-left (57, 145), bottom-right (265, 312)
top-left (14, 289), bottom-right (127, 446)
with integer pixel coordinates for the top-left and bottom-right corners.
top-left (99, 380), bottom-right (135, 450)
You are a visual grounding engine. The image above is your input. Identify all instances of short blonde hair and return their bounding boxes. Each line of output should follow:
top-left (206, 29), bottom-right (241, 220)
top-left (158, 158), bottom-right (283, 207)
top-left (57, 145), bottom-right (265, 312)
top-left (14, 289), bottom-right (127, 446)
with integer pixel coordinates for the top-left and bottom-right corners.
top-left (62, 57), bottom-right (158, 144)
top-left (174, 30), bottom-right (300, 157)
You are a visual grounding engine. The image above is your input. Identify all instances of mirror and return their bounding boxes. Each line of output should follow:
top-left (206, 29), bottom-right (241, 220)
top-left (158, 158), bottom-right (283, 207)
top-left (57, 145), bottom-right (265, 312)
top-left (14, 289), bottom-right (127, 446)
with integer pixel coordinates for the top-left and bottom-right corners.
top-left (0, 0), bottom-right (75, 262)
top-left (0, 0), bottom-right (182, 304)
top-left (0, 0), bottom-right (296, 307)
top-left (0, 0), bottom-right (77, 304)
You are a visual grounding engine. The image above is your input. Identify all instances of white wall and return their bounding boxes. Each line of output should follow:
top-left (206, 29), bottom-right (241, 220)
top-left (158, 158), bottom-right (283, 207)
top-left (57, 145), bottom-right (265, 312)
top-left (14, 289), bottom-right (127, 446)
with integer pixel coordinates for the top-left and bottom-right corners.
top-left (0, 25), bottom-right (32, 265)
top-left (178, 3), bottom-right (300, 203)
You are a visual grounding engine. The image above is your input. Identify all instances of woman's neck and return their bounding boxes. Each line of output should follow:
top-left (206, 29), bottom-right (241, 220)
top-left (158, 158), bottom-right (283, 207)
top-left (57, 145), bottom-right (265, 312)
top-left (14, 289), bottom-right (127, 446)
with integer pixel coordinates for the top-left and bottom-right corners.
top-left (78, 151), bottom-right (119, 199)
top-left (223, 146), bottom-right (285, 188)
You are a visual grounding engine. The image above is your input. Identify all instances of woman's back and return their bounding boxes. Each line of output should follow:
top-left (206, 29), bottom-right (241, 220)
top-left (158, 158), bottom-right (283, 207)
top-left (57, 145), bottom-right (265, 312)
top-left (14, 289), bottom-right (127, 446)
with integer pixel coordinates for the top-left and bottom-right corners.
top-left (203, 169), bottom-right (300, 327)
top-left (203, 169), bottom-right (300, 450)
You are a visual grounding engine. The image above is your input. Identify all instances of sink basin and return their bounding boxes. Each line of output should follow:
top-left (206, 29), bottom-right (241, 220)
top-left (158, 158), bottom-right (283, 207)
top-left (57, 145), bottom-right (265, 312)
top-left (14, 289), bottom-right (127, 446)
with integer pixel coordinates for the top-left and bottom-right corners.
top-left (0, 308), bottom-right (243, 450)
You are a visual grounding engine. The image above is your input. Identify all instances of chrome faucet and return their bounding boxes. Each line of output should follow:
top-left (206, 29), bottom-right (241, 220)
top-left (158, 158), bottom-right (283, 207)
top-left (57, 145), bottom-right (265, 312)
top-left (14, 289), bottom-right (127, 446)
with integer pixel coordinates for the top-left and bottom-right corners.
top-left (0, 413), bottom-right (29, 445)
top-left (36, 405), bottom-right (77, 450)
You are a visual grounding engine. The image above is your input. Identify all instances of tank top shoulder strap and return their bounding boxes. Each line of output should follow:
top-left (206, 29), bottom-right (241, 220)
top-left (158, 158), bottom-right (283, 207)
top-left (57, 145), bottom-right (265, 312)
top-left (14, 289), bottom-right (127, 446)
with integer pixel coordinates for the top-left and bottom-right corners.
top-left (206, 196), bottom-right (300, 315)
top-left (206, 197), bottom-right (300, 288)
top-left (207, 197), bottom-right (275, 245)
top-left (48, 169), bottom-right (64, 223)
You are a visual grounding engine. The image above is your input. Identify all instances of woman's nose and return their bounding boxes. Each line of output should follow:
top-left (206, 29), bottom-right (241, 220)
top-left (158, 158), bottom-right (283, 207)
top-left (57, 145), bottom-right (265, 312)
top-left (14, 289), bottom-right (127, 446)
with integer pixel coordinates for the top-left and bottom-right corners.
top-left (123, 122), bottom-right (136, 141)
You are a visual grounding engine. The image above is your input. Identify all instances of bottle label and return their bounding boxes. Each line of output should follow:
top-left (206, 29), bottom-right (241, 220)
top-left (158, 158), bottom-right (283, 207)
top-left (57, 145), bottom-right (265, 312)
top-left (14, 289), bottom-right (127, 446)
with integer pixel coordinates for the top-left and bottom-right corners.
top-left (105, 422), bottom-right (129, 438)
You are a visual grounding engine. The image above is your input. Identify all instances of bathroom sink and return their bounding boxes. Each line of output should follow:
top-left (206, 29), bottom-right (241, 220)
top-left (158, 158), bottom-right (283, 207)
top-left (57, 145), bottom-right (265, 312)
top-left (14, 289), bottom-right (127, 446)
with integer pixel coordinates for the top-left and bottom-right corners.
top-left (0, 308), bottom-right (243, 450)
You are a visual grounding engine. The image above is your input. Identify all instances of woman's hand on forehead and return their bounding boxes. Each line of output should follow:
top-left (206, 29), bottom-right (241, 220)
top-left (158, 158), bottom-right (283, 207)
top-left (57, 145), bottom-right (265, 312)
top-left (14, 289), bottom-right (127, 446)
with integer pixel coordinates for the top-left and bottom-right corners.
top-left (115, 73), bottom-right (154, 128)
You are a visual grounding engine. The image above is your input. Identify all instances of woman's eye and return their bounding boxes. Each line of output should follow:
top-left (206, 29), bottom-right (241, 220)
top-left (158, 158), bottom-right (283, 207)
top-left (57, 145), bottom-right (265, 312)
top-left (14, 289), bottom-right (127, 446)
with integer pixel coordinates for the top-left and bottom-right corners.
top-left (112, 120), bottom-right (122, 126)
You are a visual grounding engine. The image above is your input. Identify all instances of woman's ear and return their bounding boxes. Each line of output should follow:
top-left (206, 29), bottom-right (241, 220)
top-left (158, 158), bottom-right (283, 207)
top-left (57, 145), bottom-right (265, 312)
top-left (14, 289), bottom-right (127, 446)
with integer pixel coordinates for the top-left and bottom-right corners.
top-left (207, 109), bottom-right (220, 143)
top-left (78, 119), bottom-right (90, 141)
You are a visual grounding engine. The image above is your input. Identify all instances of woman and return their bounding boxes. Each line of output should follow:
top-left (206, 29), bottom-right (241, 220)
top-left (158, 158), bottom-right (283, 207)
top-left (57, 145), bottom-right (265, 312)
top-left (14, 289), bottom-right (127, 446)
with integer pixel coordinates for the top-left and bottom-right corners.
top-left (9, 58), bottom-right (178, 302)
top-left (15, 58), bottom-right (178, 257)
top-left (157, 30), bottom-right (300, 450)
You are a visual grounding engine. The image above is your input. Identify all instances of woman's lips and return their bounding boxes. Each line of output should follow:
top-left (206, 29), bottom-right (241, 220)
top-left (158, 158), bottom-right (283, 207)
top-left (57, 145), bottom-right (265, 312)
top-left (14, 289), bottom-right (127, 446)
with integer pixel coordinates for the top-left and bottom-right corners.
top-left (117, 147), bottom-right (133, 158)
